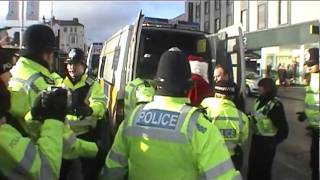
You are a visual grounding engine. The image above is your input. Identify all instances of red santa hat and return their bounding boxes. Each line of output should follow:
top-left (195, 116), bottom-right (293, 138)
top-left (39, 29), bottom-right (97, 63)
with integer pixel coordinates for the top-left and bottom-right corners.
top-left (187, 55), bottom-right (209, 83)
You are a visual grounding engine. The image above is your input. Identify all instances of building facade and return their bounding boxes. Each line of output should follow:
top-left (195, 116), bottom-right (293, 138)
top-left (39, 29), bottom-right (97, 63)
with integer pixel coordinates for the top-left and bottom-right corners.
top-left (185, 0), bottom-right (320, 84)
top-left (47, 17), bottom-right (85, 53)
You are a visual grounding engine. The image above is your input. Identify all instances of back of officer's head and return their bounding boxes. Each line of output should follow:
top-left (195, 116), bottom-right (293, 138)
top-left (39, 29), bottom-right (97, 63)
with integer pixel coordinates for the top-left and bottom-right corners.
top-left (155, 47), bottom-right (192, 97)
top-left (214, 80), bottom-right (235, 100)
top-left (21, 24), bottom-right (56, 65)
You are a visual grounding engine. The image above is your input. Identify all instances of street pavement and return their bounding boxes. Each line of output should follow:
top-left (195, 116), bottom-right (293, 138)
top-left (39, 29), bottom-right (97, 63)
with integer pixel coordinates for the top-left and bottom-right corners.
top-left (242, 86), bottom-right (311, 180)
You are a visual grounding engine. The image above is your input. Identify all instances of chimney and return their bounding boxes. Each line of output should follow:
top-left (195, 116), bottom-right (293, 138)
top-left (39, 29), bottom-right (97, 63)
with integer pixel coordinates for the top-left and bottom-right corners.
top-left (73, 18), bottom-right (79, 23)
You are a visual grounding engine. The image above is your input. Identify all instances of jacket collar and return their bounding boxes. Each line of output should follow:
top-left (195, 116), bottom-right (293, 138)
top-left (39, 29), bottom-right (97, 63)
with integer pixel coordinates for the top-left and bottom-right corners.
top-left (18, 57), bottom-right (51, 77)
top-left (63, 74), bottom-right (88, 90)
top-left (153, 95), bottom-right (190, 104)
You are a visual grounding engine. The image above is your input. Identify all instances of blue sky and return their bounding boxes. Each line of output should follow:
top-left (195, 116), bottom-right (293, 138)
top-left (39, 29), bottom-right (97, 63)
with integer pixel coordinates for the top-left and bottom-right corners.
top-left (0, 1), bottom-right (185, 43)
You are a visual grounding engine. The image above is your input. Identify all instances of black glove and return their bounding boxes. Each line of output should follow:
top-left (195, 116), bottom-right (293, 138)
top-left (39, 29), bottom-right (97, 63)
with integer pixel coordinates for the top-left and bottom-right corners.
top-left (31, 87), bottom-right (68, 122)
top-left (296, 112), bottom-right (307, 122)
top-left (74, 105), bottom-right (93, 118)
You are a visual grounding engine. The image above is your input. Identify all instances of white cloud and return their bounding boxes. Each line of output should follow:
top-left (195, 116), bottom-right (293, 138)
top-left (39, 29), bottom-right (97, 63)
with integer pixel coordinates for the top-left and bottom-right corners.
top-left (0, 1), bottom-right (184, 43)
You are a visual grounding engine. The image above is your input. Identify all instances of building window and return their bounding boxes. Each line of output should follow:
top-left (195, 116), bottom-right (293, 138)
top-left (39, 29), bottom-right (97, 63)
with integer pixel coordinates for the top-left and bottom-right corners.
top-left (204, 21), bottom-right (210, 32)
top-left (188, 3), bottom-right (193, 22)
top-left (205, 1), bottom-right (210, 15)
top-left (226, 0), bottom-right (231, 6)
top-left (70, 27), bottom-right (73, 33)
top-left (74, 27), bottom-right (77, 32)
top-left (215, 0), bottom-right (220, 10)
top-left (257, 3), bottom-right (267, 29)
top-left (279, 0), bottom-right (288, 25)
top-left (226, 14), bottom-right (232, 26)
top-left (241, 9), bottom-right (248, 32)
top-left (63, 27), bottom-right (67, 32)
top-left (196, 4), bottom-right (200, 19)
top-left (215, 18), bottom-right (220, 33)
top-left (71, 36), bottom-right (75, 44)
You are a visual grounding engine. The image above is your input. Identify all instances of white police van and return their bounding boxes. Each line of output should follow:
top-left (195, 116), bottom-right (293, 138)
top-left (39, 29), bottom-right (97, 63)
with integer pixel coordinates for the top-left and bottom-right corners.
top-left (98, 11), bottom-right (246, 127)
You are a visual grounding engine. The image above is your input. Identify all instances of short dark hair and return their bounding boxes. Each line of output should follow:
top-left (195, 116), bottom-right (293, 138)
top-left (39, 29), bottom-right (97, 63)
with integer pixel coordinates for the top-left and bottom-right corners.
top-left (214, 64), bottom-right (229, 75)
top-left (258, 78), bottom-right (277, 98)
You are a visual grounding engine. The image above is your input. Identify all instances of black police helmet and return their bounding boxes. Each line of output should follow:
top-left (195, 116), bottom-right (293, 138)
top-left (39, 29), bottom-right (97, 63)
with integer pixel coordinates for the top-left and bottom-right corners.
top-left (65, 48), bottom-right (86, 65)
top-left (155, 47), bottom-right (192, 96)
top-left (22, 24), bottom-right (56, 55)
top-left (214, 80), bottom-right (236, 96)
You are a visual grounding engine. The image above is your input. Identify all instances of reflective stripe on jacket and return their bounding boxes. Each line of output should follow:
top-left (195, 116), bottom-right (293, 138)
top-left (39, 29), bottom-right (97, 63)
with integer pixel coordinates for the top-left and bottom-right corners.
top-left (201, 97), bottom-right (249, 155)
top-left (0, 119), bottom-right (64, 180)
top-left (124, 78), bottom-right (155, 119)
top-left (253, 98), bottom-right (278, 136)
top-left (305, 72), bottom-right (320, 130)
top-left (101, 96), bottom-right (241, 180)
top-left (63, 74), bottom-right (106, 135)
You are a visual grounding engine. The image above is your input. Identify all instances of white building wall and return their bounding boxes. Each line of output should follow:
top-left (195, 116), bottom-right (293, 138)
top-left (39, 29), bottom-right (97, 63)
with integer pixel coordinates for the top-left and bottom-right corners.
top-left (291, 1), bottom-right (320, 24)
top-left (267, 1), bottom-right (279, 29)
top-left (248, 1), bottom-right (258, 32)
top-left (233, 1), bottom-right (241, 25)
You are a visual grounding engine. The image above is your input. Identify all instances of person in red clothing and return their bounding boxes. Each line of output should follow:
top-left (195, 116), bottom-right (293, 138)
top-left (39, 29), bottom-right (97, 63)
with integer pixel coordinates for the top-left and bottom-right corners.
top-left (187, 55), bottom-right (211, 106)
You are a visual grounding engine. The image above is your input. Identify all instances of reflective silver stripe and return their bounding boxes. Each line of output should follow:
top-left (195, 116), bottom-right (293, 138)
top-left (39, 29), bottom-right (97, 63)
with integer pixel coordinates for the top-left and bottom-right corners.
top-left (237, 110), bottom-right (243, 132)
top-left (187, 110), bottom-right (201, 138)
top-left (11, 73), bottom-right (42, 94)
top-left (200, 159), bottom-right (235, 179)
top-left (25, 73), bottom-right (42, 94)
top-left (108, 150), bottom-right (128, 166)
top-left (125, 104), bottom-right (145, 127)
top-left (63, 133), bottom-right (77, 152)
top-left (215, 117), bottom-right (240, 121)
top-left (39, 151), bottom-right (53, 179)
top-left (226, 141), bottom-right (237, 150)
top-left (10, 78), bottom-right (26, 84)
top-left (124, 126), bottom-right (187, 144)
top-left (100, 167), bottom-right (127, 179)
top-left (91, 97), bottom-right (106, 102)
top-left (176, 105), bottom-right (192, 130)
top-left (8, 142), bottom-right (37, 179)
top-left (305, 104), bottom-right (320, 111)
top-left (233, 173), bottom-right (243, 180)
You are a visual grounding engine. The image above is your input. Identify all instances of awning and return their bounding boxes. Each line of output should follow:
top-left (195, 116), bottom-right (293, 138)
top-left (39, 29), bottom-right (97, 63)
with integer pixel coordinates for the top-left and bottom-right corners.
top-left (245, 20), bottom-right (320, 50)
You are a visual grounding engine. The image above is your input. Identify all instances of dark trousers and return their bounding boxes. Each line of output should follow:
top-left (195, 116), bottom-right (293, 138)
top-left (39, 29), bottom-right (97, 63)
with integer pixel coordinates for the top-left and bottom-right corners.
top-left (247, 135), bottom-right (278, 180)
top-left (59, 130), bottom-right (102, 180)
top-left (231, 146), bottom-right (243, 171)
top-left (311, 130), bottom-right (319, 180)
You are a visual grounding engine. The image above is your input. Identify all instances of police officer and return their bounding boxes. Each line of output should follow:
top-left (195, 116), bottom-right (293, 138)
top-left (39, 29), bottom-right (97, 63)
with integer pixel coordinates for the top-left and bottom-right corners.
top-left (247, 78), bottom-right (289, 180)
top-left (7, 25), bottom-right (101, 178)
top-left (62, 48), bottom-right (107, 180)
top-left (9, 24), bottom-right (58, 124)
top-left (201, 80), bottom-right (249, 171)
top-left (100, 47), bottom-right (240, 180)
top-left (213, 64), bottom-right (245, 112)
top-left (297, 47), bottom-right (319, 180)
top-left (0, 46), bottom-right (67, 179)
top-left (124, 54), bottom-right (156, 120)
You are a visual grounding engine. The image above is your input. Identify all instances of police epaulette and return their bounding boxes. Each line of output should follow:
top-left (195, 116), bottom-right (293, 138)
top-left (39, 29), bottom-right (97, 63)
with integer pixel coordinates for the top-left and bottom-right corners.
top-left (85, 76), bottom-right (95, 86)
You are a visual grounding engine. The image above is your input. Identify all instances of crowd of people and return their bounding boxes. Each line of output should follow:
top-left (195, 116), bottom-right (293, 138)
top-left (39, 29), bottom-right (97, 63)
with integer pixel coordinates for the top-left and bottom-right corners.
top-left (0, 24), bottom-right (319, 180)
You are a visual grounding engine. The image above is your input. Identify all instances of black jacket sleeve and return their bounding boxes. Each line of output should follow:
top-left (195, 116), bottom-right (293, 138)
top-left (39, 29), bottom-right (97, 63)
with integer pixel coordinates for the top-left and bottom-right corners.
top-left (268, 100), bottom-right (289, 143)
top-left (233, 83), bottom-right (246, 112)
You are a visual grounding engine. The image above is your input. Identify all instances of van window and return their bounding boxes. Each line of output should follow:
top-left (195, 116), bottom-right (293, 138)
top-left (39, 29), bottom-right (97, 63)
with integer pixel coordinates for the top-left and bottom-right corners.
top-left (112, 46), bottom-right (121, 70)
top-left (99, 56), bottom-right (106, 79)
top-left (135, 28), bottom-right (212, 82)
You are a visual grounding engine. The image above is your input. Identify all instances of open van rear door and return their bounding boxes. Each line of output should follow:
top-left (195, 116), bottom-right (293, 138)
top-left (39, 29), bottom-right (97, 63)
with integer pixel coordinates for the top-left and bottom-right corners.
top-left (125, 10), bottom-right (145, 83)
top-left (206, 25), bottom-right (246, 95)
